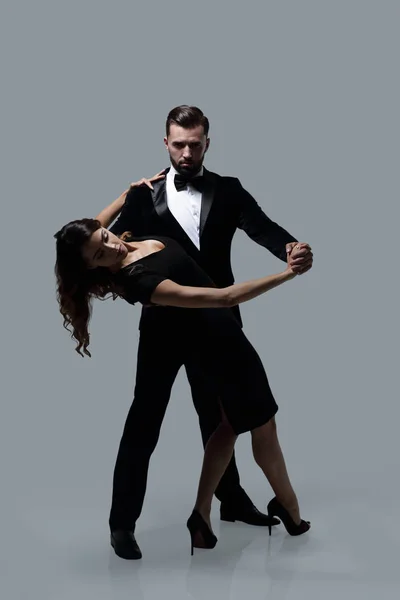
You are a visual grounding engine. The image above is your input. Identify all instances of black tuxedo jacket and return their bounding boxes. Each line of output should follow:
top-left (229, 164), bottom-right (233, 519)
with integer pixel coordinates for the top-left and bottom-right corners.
top-left (109, 166), bottom-right (298, 328)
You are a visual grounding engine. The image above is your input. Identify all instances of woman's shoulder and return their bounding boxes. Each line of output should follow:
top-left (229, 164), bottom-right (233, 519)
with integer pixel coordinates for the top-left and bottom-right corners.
top-left (112, 261), bottom-right (167, 307)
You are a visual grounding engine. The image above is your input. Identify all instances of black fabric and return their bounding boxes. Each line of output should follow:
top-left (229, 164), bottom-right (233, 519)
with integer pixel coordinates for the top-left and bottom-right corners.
top-left (110, 167), bottom-right (297, 330)
top-left (116, 263), bottom-right (167, 306)
top-left (108, 168), bottom-right (298, 529)
top-left (109, 236), bottom-right (278, 530)
top-left (174, 173), bottom-right (206, 192)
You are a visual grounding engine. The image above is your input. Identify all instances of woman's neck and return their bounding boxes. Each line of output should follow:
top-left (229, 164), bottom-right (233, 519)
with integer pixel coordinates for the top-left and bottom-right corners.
top-left (107, 241), bottom-right (142, 273)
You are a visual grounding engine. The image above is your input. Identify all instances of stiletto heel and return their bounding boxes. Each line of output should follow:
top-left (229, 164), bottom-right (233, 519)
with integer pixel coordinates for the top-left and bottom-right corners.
top-left (187, 509), bottom-right (218, 555)
top-left (267, 506), bottom-right (272, 536)
top-left (267, 497), bottom-right (310, 536)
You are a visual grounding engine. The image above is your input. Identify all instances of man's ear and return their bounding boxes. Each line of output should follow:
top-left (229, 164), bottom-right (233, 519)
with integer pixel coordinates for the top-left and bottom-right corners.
top-left (163, 136), bottom-right (168, 150)
top-left (205, 138), bottom-right (210, 152)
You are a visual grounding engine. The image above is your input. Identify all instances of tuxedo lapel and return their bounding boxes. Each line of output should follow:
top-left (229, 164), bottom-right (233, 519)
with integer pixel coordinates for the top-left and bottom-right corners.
top-left (200, 168), bottom-right (216, 237)
top-left (151, 176), bottom-right (170, 222)
top-left (150, 171), bottom-right (200, 254)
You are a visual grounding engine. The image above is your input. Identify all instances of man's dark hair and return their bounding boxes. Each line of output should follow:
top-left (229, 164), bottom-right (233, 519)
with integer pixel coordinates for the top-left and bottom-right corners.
top-left (166, 105), bottom-right (210, 137)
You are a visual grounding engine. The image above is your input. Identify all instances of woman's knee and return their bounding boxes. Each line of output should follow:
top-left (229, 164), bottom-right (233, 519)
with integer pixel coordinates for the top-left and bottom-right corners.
top-left (251, 417), bottom-right (278, 442)
top-left (217, 419), bottom-right (237, 442)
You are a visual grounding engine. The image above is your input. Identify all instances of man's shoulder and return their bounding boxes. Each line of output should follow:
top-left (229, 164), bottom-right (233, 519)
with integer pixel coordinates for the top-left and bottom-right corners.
top-left (205, 168), bottom-right (240, 186)
top-left (125, 180), bottom-right (154, 202)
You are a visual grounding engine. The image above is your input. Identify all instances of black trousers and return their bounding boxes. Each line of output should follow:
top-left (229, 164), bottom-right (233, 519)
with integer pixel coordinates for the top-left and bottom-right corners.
top-left (108, 318), bottom-right (251, 531)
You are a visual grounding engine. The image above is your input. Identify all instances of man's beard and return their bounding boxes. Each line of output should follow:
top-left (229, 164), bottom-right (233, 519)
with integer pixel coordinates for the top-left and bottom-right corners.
top-left (169, 154), bottom-right (204, 178)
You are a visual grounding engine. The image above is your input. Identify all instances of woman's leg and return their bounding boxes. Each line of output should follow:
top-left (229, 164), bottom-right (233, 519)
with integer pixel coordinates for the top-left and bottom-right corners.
top-left (251, 417), bottom-right (302, 524)
top-left (185, 360), bottom-right (250, 508)
top-left (192, 407), bottom-right (238, 532)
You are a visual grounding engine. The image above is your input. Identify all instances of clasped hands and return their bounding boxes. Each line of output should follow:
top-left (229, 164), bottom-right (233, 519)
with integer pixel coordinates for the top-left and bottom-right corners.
top-left (126, 172), bottom-right (314, 276)
top-left (286, 242), bottom-right (313, 275)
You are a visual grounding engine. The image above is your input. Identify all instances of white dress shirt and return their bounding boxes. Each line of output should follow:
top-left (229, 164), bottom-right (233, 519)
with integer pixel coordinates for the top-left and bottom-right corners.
top-left (166, 164), bottom-right (204, 249)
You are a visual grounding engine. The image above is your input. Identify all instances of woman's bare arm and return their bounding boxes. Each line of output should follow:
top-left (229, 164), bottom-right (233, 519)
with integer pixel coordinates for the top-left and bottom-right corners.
top-left (95, 188), bottom-right (130, 228)
top-left (150, 269), bottom-right (297, 308)
top-left (94, 171), bottom-right (165, 228)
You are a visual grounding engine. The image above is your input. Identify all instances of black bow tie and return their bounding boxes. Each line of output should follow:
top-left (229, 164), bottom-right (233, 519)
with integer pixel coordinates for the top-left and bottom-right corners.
top-left (174, 173), bottom-right (205, 193)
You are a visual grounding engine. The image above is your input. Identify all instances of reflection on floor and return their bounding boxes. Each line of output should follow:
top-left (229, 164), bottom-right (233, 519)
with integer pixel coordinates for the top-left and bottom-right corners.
top-left (2, 470), bottom-right (400, 600)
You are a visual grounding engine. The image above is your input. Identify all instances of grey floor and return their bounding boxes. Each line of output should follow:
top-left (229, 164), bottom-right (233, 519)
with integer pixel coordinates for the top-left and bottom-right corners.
top-left (3, 377), bottom-right (400, 600)
top-left (3, 473), bottom-right (400, 600)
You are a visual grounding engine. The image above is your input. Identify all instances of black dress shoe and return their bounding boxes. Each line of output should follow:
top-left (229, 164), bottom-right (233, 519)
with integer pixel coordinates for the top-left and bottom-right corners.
top-left (220, 502), bottom-right (280, 527)
top-left (110, 529), bottom-right (142, 559)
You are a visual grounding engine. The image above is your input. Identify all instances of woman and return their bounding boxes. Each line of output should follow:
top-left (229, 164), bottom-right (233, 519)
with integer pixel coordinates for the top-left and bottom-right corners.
top-left (54, 173), bottom-right (311, 555)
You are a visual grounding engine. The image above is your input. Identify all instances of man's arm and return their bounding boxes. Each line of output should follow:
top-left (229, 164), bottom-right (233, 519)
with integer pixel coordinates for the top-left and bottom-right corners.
top-left (235, 178), bottom-right (313, 272)
top-left (235, 179), bottom-right (297, 261)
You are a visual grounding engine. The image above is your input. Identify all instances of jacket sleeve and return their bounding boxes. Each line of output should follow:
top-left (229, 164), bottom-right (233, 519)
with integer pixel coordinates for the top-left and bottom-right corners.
top-left (109, 187), bottom-right (140, 236)
top-left (235, 178), bottom-right (298, 262)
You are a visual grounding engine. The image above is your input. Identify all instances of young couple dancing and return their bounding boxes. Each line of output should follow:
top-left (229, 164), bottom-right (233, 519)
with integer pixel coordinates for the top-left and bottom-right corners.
top-left (54, 105), bottom-right (314, 559)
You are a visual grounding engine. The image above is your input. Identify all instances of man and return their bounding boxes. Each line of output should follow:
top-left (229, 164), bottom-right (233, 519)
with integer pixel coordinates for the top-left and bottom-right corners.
top-left (108, 105), bottom-right (313, 559)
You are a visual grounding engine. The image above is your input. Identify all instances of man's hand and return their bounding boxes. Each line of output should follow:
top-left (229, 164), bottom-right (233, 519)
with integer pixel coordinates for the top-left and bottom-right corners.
top-left (286, 242), bottom-right (313, 275)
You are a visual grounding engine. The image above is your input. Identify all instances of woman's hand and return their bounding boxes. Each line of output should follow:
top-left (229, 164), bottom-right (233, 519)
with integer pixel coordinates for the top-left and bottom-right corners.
top-left (129, 170), bottom-right (166, 192)
top-left (285, 243), bottom-right (309, 278)
top-left (286, 242), bottom-right (313, 275)
top-left (109, 171), bottom-right (166, 214)
top-left (95, 171), bottom-right (166, 228)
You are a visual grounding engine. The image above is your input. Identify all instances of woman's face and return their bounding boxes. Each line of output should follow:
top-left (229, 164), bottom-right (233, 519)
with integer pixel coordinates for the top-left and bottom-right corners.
top-left (82, 227), bottom-right (128, 269)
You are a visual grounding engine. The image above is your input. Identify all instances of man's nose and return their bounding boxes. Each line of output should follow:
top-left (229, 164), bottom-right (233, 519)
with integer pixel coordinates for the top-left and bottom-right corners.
top-left (183, 146), bottom-right (192, 158)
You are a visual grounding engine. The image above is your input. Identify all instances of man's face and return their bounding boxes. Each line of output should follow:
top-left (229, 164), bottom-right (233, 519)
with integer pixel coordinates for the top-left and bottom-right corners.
top-left (164, 123), bottom-right (210, 177)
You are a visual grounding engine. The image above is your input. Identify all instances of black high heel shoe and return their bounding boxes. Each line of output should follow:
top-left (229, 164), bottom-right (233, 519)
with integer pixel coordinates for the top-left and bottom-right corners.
top-left (187, 509), bottom-right (218, 555)
top-left (267, 497), bottom-right (310, 536)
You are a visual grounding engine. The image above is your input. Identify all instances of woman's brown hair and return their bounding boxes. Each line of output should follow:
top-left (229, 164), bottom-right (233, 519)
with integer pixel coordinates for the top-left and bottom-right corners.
top-left (54, 219), bottom-right (132, 357)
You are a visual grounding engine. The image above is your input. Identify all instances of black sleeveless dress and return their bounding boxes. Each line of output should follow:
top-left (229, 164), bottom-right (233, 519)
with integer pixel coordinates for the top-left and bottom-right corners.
top-left (113, 235), bottom-right (278, 435)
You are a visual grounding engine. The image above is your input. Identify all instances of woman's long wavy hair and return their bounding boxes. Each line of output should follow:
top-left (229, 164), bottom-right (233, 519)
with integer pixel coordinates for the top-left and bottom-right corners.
top-left (54, 218), bottom-right (132, 357)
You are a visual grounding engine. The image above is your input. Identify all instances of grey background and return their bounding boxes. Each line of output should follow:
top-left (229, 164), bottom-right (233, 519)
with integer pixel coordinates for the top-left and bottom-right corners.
top-left (1, 1), bottom-right (399, 599)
